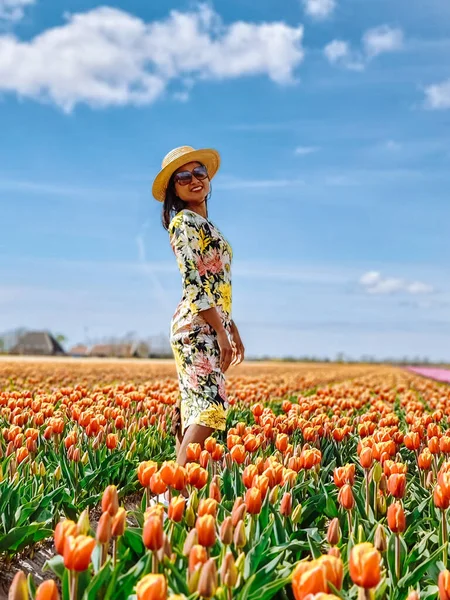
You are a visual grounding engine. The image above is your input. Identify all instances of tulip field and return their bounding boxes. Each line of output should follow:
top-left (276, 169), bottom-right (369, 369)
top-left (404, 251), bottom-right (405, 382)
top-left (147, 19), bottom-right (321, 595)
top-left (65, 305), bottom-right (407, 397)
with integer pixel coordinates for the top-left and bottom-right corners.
top-left (2, 359), bottom-right (450, 600)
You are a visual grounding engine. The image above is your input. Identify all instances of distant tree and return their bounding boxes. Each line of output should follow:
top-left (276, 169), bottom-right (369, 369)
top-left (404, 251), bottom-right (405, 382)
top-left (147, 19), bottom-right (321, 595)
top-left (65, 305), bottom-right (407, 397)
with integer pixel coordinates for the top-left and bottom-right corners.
top-left (0, 338), bottom-right (4, 352)
top-left (55, 333), bottom-right (67, 346)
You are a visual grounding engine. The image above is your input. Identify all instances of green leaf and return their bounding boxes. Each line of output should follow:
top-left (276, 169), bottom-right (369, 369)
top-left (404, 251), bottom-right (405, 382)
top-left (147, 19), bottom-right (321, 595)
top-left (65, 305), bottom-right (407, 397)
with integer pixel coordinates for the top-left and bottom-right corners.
top-left (43, 554), bottom-right (65, 580)
top-left (83, 558), bottom-right (113, 600)
top-left (122, 528), bottom-right (145, 557)
top-left (398, 543), bottom-right (446, 588)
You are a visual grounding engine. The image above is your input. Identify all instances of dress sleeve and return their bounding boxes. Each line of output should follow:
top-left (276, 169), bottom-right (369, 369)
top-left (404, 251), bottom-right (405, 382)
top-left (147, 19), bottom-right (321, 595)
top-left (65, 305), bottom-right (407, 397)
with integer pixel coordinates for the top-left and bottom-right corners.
top-left (169, 213), bottom-right (215, 313)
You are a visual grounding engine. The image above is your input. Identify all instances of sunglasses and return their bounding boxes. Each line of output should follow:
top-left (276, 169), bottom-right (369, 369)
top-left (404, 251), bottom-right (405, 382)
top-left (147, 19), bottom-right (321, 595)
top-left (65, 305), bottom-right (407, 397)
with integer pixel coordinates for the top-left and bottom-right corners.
top-left (173, 165), bottom-right (208, 186)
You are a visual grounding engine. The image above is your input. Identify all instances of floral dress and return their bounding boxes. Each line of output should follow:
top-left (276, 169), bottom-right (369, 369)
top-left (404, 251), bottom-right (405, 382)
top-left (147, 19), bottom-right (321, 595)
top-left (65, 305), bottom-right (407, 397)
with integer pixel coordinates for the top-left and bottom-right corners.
top-left (168, 208), bottom-right (233, 433)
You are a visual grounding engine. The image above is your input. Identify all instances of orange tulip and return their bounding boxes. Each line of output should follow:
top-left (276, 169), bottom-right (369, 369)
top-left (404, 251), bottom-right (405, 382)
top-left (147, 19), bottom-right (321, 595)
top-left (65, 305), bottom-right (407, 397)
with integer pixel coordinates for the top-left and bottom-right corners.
top-left (198, 498), bottom-right (218, 518)
top-left (196, 514), bottom-right (216, 548)
top-left (337, 484), bottom-right (355, 510)
top-left (136, 573), bottom-right (167, 600)
top-left (280, 492), bottom-right (292, 517)
top-left (245, 487), bottom-right (262, 515)
top-left (434, 485), bottom-right (450, 510)
top-left (428, 436), bottom-right (440, 455)
top-left (242, 464), bottom-right (258, 488)
top-left (275, 433), bottom-right (289, 452)
top-left (439, 569), bottom-right (450, 600)
top-left (137, 461), bottom-right (158, 487)
top-left (159, 461), bottom-right (177, 487)
top-left (292, 563), bottom-right (327, 600)
top-left (387, 502), bottom-right (406, 533)
top-left (418, 449), bottom-right (432, 470)
top-left (359, 447), bottom-right (373, 470)
top-left (106, 433), bottom-right (118, 450)
top-left (387, 474), bottom-right (406, 499)
top-left (168, 496), bottom-right (186, 522)
top-left (150, 472), bottom-right (168, 496)
top-left (316, 554), bottom-right (344, 591)
top-left (349, 542), bottom-right (381, 589)
top-left (187, 464), bottom-right (208, 489)
top-left (8, 571), bottom-right (28, 600)
top-left (186, 443), bottom-right (202, 462)
top-left (404, 432), bottom-right (420, 451)
top-left (111, 507), bottom-right (127, 537)
top-left (199, 450), bottom-right (211, 469)
top-left (36, 580), bottom-right (59, 600)
top-left (63, 535), bottom-right (96, 571)
top-left (54, 519), bottom-right (78, 555)
top-left (209, 479), bottom-right (221, 502)
top-left (188, 544), bottom-right (208, 574)
top-left (143, 516), bottom-right (164, 551)
top-left (204, 437), bottom-right (217, 453)
top-left (96, 512), bottom-right (112, 544)
top-left (230, 445), bottom-right (246, 464)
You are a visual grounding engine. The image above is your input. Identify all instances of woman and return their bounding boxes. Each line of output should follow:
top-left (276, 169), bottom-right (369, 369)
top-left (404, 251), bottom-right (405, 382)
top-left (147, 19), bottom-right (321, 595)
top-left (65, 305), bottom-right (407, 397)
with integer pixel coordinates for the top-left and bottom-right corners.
top-left (152, 145), bottom-right (245, 467)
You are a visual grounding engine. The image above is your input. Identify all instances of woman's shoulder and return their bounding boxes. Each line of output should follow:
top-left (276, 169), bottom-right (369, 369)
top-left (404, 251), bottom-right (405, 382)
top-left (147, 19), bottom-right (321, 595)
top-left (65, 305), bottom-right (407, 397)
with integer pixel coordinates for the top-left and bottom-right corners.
top-left (168, 209), bottom-right (202, 233)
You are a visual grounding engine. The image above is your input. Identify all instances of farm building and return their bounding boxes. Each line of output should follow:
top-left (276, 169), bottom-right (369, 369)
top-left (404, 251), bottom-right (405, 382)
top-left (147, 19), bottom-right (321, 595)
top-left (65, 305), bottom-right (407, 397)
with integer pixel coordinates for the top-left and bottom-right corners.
top-left (88, 341), bottom-right (150, 358)
top-left (10, 331), bottom-right (66, 356)
top-left (69, 344), bottom-right (89, 357)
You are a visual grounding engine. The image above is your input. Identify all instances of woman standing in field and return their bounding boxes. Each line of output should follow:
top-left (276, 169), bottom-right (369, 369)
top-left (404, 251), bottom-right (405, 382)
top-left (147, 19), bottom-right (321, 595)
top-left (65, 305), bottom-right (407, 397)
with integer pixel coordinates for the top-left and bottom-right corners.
top-left (152, 146), bottom-right (245, 467)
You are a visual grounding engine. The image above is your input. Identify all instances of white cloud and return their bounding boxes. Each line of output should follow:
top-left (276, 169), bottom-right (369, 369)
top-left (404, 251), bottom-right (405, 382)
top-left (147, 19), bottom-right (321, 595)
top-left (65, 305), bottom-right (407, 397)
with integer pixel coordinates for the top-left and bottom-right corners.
top-left (294, 146), bottom-right (319, 155)
top-left (325, 25), bottom-right (403, 71)
top-left (363, 25), bottom-right (404, 58)
top-left (0, 4), bottom-right (305, 112)
top-left (359, 271), bottom-right (434, 295)
top-left (0, 0), bottom-right (34, 21)
top-left (302, 0), bottom-right (336, 20)
top-left (424, 79), bottom-right (450, 110)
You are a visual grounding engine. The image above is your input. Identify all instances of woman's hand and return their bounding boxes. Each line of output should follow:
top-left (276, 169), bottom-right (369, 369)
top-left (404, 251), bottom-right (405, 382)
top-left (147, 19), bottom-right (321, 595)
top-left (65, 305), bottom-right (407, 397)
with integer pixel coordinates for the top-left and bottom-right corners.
top-left (217, 329), bottom-right (233, 373)
top-left (230, 321), bottom-right (245, 366)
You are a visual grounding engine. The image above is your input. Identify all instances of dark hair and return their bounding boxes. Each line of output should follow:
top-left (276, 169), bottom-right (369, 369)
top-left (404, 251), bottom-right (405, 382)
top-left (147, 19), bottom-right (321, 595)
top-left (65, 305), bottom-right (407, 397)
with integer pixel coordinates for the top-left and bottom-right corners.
top-left (161, 164), bottom-right (210, 230)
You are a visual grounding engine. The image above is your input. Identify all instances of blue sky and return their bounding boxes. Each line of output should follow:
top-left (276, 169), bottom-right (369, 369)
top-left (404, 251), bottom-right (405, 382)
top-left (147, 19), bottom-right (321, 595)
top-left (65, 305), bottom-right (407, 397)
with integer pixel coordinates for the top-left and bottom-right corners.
top-left (1, 0), bottom-right (449, 361)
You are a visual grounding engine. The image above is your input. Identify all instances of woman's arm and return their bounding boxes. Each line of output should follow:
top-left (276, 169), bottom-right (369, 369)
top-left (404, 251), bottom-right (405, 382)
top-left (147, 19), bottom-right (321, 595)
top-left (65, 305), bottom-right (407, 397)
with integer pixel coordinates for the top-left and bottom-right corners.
top-left (230, 320), bottom-right (245, 366)
top-left (199, 307), bottom-right (233, 372)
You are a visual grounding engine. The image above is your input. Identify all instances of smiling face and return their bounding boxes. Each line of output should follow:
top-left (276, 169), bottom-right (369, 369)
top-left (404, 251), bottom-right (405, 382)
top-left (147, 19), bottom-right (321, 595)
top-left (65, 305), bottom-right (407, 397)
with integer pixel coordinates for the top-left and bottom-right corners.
top-left (173, 161), bottom-right (210, 207)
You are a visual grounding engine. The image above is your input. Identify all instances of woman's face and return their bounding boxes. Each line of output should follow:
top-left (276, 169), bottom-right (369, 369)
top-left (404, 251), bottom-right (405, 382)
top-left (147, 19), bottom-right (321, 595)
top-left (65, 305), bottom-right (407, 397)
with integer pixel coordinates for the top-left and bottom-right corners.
top-left (173, 161), bottom-right (210, 206)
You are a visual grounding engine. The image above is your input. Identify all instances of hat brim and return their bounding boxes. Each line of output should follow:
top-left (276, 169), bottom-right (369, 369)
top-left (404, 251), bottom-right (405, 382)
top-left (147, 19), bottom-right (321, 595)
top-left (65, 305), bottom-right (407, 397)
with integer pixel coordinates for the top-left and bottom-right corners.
top-left (152, 148), bottom-right (221, 202)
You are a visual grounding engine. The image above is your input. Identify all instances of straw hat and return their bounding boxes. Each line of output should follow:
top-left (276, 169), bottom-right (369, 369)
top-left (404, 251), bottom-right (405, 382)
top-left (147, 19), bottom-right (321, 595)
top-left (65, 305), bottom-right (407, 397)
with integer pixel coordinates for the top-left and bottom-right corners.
top-left (152, 145), bottom-right (221, 202)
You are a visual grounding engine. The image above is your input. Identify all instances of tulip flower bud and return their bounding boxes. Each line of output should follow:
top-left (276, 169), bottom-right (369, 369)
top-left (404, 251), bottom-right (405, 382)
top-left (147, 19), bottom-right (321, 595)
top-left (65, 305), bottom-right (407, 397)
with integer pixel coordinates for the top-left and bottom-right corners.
top-left (54, 465), bottom-right (62, 481)
top-left (406, 592), bottom-right (419, 600)
top-left (102, 485), bottom-right (119, 517)
top-left (376, 493), bottom-right (387, 516)
top-left (190, 489), bottom-right (199, 512)
top-left (235, 552), bottom-right (246, 575)
top-left (96, 512), bottom-right (112, 545)
top-left (438, 569), bottom-right (450, 600)
top-left (349, 542), bottom-right (382, 589)
top-left (185, 505), bottom-right (196, 528)
top-left (188, 565), bottom-right (202, 595)
top-left (39, 463), bottom-right (46, 477)
top-left (157, 534), bottom-right (172, 563)
top-left (36, 579), bottom-right (59, 600)
top-left (220, 517), bottom-right (234, 546)
top-left (231, 503), bottom-right (247, 527)
top-left (269, 485), bottom-right (279, 505)
top-left (81, 451), bottom-right (89, 465)
top-left (374, 524), bottom-right (387, 553)
top-left (357, 524), bottom-right (365, 544)
top-left (292, 504), bottom-right (303, 524)
top-left (143, 516), bottom-right (164, 551)
top-left (183, 529), bottom-right (198, 556)
top-left (327, 518), bottom-right (341, 546)
top-left (280, 492), bottom-right (292, 517)
top-left (197, 559), bottom-right (218, 599)
top-left (372, 461), bottom-right (382, 484)
top-left (233, 520), bottom-right (246, 549)
top-left (136, 574), bottom-right (167, 600)
top-left (77, 509), bottom-right (90, 535)
top-left (8, 570), bottom-right (28, 600)
top-left (129, 440), bottom-right (137, 454)
top-left (426, 471), bottom-right (434, 489)
top-left (221, 551), bottom-right (238, 588)
top-left (31, 461), bottom-right (38, 476)
top-left (112, 507), bottom-right (127, 537)
top-left (379, 474), bottom-right (387, 493)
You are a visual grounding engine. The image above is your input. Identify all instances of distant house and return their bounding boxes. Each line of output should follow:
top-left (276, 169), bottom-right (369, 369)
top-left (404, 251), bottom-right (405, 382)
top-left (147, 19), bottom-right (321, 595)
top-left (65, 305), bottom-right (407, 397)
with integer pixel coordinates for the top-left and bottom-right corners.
top-left (10, 331), bottom-right (66, 356)
top-left (69, 344), bottom-right (89, 357)
top-left (89, 342), bottom-right (150, 359)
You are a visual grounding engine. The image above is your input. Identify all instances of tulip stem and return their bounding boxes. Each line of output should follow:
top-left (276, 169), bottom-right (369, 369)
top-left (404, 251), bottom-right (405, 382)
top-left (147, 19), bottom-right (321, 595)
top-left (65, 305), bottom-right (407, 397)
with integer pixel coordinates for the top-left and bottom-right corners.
top-left (113, 538), bottom-right (118, 567)
top-left (347, 509), bottom-right (353, 539)
top-left (357, 589), bottom-right (374, 600)
top-left (395, 533), bottom-right (401, 581)
top-left (70, 570), bottom-right (78, 600)
top-left (365, 471), bottom-right (370, 517)
top-left (442, 509), bottom-right (448, 567)
top-left (373, 481), bottom-right (378, 519)
top-left (152, 551), bottom-right (158, 573)
top-left (145, 487), bottom-right (150, 510)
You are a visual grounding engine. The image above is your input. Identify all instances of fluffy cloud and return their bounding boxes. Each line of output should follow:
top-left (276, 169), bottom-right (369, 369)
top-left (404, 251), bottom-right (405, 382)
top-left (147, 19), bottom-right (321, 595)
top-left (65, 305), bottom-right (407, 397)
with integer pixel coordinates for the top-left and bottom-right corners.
top-left (0, 4), bottom-right (304, 111)
top-left (424, 79), bottom-right (450, 110)
top-left (359, 271), bottom-right (434, 295)
top-left (0, 0), bottom-right (33, 21)
top-left (324, 25), bottom-right (403, 70)
top-left (302, 0), bottom-right (335, 20)
top-left (362, 25), bottom-right (403, 58)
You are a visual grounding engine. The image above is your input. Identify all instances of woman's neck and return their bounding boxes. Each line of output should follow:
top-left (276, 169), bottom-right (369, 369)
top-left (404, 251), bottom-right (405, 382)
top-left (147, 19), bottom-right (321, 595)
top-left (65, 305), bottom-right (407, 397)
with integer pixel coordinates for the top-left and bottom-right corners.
top-left (185, 201), bottom-right (207, 219)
